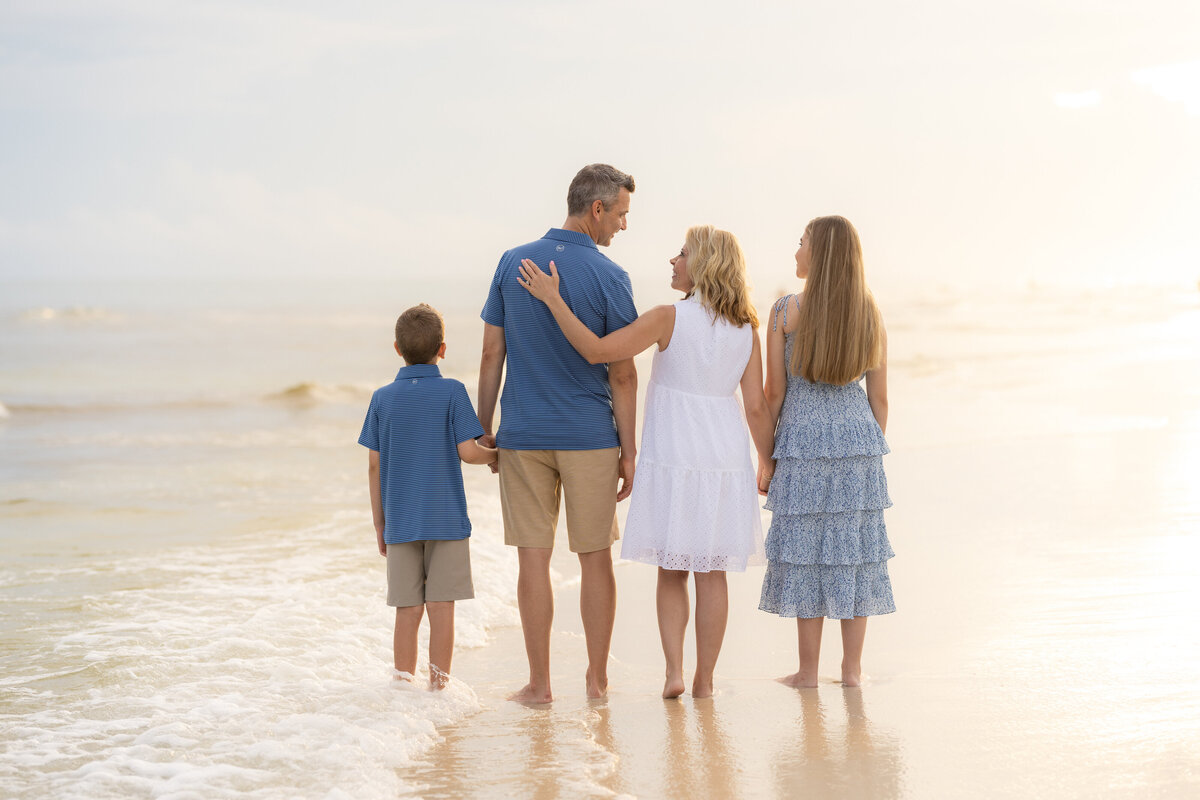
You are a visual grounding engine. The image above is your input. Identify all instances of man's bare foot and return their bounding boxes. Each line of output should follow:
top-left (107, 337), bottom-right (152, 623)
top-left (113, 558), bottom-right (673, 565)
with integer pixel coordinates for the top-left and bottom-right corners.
top-left (585, 667), bottom-right (608, 699)
top-left (507, 683), bottom-right (553, 704)
top-left (776, 672), bottom-right (818, 689)
top-left (662, 673), bottom-right (685, 699)
top-left (691, 678), bottom-right (714, 699)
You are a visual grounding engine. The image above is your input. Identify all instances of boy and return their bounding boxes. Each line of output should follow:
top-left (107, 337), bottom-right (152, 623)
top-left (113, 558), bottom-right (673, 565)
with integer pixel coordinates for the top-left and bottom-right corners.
top-left (358, 303), bottom-right (497, 689)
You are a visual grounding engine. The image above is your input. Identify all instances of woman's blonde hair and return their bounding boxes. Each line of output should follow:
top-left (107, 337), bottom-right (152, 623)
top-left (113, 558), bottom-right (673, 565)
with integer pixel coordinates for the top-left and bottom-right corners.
top-left (684, 225), bottom-right (758, 328)
top-left (789, 215), bottom-right (883, 385)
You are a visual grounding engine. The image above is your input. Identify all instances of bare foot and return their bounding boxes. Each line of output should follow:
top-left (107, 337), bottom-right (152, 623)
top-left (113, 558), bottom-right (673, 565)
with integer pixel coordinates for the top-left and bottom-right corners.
top-left (776, 672), bottom-right (818, 689)
top-left (691, 680), bottom-right (714, 699)
top-left (662, 674), bottom-right (685, 700)
top-left (392, 670), bottom-right (415, 683)
top-left (507, 683), bottom-right (553, 705)
top-left (839, 670), bottom-right (862, 688)
top-left (429, 664), bottom-right (450, 691)
top-left (585, 667), bottom-right (608, 699)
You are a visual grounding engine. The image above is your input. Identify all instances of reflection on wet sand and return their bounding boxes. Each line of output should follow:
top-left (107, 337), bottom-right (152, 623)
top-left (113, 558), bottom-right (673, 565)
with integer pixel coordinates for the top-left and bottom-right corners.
top-left (661, 700), bottom-right (740, 799)
top-left (775, 689), bottom-right (904, 798)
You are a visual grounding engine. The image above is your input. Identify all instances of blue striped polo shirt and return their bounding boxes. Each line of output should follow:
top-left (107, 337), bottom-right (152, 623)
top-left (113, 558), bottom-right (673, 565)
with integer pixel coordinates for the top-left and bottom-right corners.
top-left (358, 364), bottom-right (486, 544)
top-left (481, 228), bottom-right (638, 450)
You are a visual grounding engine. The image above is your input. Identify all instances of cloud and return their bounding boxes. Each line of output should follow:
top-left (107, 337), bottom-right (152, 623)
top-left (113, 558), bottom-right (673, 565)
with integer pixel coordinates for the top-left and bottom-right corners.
top-left (1132, 59), bottom-right (1200, 116)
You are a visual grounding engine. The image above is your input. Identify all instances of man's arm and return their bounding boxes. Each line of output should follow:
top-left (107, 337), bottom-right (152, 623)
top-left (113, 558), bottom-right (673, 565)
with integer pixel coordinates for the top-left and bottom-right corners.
top-left (609, 358), bottom-right (638, 501)
top-left (477, 322), bottom-right (506, 472)
top-left (368, 449), bottom-right (385, 556)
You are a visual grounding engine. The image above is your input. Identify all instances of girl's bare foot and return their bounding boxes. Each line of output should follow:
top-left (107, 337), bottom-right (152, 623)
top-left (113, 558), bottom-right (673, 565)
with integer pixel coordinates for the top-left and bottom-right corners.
top-left (429, 664), bottom-right (450, 691)
top-left (662, 673), bottom-right (685, 699)
top-left (585, 667), bottom-right (608, 699)
top-left (392, 670), bottom-right (415, 683)
top-left (839, 669), bottom-right (862, 688)
top-left (507, 683), bottom-right (553, 704)
top-left (777, 671), bottom-right (818, 689)
top-left (691, 677), bottom-right (714, 698)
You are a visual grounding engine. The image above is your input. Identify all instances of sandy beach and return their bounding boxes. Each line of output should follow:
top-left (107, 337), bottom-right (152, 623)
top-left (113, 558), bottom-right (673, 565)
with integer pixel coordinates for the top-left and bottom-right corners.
top-left (3, 281), bottom-right (1199, 799)
top-left (406, 285), bottom-right (1200, 799)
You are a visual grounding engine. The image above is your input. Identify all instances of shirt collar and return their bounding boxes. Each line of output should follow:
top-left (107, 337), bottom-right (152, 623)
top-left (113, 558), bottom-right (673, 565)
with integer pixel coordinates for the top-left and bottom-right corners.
top-left (395, 363), bottom-right (442, 381)
top-left (543, 228), bottom-right (598, 251)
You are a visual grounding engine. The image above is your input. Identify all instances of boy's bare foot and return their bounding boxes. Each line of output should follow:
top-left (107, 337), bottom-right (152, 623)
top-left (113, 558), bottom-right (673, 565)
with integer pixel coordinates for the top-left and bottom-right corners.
top-left (777, 672), bottom-right (818, 689)
top-left (662, 674), bottom-right (685, 700)
top-left (507, 683), bottom-right (553, 705)
top-left (585, 667), bottom-right (608, 699)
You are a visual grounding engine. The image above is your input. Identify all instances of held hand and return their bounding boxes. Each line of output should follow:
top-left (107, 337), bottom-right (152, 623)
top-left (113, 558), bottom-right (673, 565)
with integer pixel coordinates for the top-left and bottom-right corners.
top-left (517, 259), bottom-right (561, 304)
top-left (617, 451), bottom-right (636, 501)
top-left (479, 434), bottom-right (499, 474)
top-left (756, 459), bottom-right (775, 496)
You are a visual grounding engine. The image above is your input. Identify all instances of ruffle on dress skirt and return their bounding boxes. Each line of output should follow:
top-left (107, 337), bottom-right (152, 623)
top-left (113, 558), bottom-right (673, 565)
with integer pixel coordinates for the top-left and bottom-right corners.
top-left (621, 459), bottom-right (765, 573)
top-left (759, 560), bottom-right (896, 619)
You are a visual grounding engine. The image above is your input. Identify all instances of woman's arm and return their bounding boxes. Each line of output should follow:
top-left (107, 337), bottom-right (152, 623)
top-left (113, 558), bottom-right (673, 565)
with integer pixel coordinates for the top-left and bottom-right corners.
top-left (739, 330), bottom-right (777, 495)
top-left (865, 325), bottom-right (888, 434)
top-left (518, 259), bottom-right (674, 363)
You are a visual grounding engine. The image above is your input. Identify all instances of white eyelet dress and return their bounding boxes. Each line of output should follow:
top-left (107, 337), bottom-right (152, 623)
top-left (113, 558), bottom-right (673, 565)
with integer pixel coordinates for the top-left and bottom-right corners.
top-left (758, 296), bottom-right (896, 619)
top-left (620, 295), bottom-right (765, 573)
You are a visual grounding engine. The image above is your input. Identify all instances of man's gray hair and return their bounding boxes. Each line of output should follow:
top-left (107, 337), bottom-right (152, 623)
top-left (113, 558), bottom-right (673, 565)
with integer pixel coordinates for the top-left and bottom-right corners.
top-left (566, 164), bottom-right (636, 217)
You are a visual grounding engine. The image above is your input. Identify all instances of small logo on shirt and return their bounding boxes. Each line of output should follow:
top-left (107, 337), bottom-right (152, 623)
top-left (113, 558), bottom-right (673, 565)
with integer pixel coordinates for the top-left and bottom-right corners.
top-left (411, 379), bottom-right (418, 384)
top-left (555, 245), bottom-right (565, 252)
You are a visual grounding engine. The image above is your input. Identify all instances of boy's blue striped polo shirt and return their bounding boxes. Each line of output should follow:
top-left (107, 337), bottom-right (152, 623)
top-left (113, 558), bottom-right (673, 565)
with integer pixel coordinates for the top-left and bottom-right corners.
top-left (481, 228), bottom-right (638, 450)
top-left (358, 364), bottom-right (485, 544)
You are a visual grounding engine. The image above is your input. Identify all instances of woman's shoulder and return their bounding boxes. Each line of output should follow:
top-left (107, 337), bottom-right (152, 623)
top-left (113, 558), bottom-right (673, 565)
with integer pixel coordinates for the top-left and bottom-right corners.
top-left (770, 292), bottom-right (802, 333)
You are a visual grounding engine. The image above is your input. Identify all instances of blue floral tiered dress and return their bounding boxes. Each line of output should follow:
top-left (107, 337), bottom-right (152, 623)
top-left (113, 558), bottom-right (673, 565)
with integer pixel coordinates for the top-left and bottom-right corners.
top-left (758, 297), bottom-right (896, 619)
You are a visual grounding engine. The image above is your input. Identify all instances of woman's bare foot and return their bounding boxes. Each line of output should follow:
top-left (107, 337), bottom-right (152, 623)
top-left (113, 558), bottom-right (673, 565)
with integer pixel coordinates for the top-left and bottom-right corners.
top-left (662, 673), bottom-right (685, 699)
top-left (839, 668), bottom-right (862, 688)
top-left (429, 664), bottom-right (450, 691)
top-left (776, 671), bottom-right (818, 689)
top-left (585, 667), bottom-right (608, 699)
top-left (507, 683), bottom-right (553, 704)
top-left (392, 670), bottom-right (415, 683)
top-left (691, 677), bottom-right (714, 698)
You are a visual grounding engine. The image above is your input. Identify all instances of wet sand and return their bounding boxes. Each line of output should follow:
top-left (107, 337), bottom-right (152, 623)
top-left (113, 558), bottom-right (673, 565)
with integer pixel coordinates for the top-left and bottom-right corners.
top-left (403, 291), bottom-right (1200, 799)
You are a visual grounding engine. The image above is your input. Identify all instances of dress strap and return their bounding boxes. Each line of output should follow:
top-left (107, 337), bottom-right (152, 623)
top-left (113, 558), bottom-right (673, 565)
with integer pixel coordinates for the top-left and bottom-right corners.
top-left (771, 294), bottom-right (795, 332)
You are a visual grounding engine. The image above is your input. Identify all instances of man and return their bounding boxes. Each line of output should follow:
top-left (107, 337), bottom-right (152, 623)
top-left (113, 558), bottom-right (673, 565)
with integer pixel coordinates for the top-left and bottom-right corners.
top-left (477, 163), bottom-right (638, 703)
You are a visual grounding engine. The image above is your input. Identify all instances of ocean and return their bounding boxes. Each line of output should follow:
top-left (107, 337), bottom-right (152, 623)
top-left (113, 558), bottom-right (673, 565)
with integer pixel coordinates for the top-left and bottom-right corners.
top-left (2, 276), bottom-right (1199, 798)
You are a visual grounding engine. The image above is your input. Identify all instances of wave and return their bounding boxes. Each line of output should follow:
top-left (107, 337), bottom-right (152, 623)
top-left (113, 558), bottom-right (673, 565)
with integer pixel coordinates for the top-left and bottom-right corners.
top-left (18, 306), bottom-right (126, 324)
top-left (266, 381), bottom-right (374, 406)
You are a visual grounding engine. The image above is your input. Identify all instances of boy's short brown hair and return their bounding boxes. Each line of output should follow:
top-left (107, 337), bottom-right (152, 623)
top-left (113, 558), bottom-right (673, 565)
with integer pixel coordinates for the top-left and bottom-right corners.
top-left (395, 303), bottom-right (444, 364)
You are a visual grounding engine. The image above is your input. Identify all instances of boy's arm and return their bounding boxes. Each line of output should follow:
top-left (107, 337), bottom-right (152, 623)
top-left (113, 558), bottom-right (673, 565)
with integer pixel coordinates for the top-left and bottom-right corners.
top-left (368, 449), bottom-right (385, 556)
top-left (458, 438), bottom-right (499, 465)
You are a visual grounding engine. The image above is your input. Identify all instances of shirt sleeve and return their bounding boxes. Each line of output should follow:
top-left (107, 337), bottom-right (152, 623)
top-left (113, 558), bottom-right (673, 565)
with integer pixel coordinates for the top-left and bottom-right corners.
top-left (480, 254), bottom-right (508, 327)
top-left (358, 394), bottom-right (380, 450)
top-left (449, 382), bottom-right (487, 445)
top-left (604, 269), bottom-right (639, 335)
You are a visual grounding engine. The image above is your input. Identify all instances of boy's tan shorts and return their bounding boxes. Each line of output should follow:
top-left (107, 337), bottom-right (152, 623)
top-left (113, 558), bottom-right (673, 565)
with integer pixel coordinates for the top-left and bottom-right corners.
top-left (386, 539), bottom-right (474, 608)
top-left (498, 447), bottom-right (620, 553)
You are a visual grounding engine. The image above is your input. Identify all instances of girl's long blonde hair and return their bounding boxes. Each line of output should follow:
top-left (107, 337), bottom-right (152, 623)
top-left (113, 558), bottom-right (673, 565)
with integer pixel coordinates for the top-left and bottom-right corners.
top-left (790, 216), bottom-right (883, 385)
top-left (684, 225), bottom-right (758, 328)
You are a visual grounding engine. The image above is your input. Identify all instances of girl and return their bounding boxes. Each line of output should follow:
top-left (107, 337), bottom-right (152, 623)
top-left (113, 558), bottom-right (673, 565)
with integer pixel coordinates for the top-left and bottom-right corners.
top-left (517, 225), bottom-right (775, 699)
top-left (758, 215), bottom-right (895, 689)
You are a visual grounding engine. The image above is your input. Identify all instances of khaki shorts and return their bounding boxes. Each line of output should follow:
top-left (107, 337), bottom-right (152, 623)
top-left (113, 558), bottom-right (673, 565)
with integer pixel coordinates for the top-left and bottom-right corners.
top-left (498, 447), bottom-right (620, 553)
top-left (386, 539), bottom-right (474, 607)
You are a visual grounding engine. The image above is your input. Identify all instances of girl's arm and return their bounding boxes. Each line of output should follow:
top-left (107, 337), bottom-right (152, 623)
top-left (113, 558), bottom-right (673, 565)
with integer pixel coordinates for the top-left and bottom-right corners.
top-left (762, 296), bottom-right (791, 433)
top-left (518, 259), bottom-right (674, 363)
top-left (738, 330), bottom-right (777, 495)
top-left (458, 438), bottom-right (499, 465)
top-left (865, 325), bottom-right (888, 434)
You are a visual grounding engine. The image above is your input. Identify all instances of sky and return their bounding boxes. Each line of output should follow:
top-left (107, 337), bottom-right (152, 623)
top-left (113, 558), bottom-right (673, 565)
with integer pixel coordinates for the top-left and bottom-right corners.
top-left (2, 1), bottom-right (1199, 302)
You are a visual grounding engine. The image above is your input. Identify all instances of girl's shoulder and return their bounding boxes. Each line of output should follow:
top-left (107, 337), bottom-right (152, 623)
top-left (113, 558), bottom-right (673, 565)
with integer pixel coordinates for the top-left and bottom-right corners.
top-left (770, 293), bottom-right (803, 334)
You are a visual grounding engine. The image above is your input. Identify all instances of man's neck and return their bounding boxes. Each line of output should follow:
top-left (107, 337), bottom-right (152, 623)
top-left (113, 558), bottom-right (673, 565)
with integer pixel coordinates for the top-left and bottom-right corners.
top-left (561, 216), bottom-right (597, 243)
